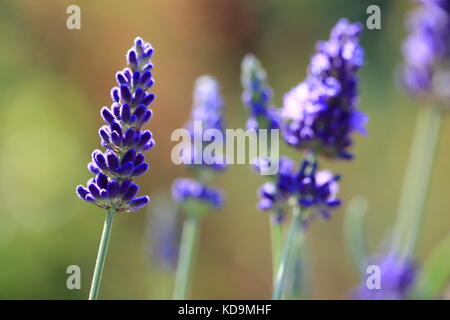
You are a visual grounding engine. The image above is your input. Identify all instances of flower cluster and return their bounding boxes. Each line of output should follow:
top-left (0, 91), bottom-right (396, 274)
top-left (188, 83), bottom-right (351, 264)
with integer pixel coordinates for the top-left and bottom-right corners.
top-left (354, 254), bottom-right (417, 300)
top-left (184, 76), bottom-right (227, 172)
top-left (172, 76), bottom-right (226, 215)
top-left (255, 157), bottom-right (341, 224)
top-left (402, 0), bottom-right (450, 102)
top-left (77, 37), bottom-right (155, 213)
top-left (172, 178), bottom-right (223, 210)
top-left (241, 54), bottom-right (279, 130)
top-left (281, 19), bottom-right (367, 160)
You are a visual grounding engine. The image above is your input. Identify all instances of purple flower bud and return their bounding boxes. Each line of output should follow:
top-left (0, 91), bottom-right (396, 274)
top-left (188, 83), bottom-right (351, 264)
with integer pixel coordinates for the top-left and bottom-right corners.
top-left (132, 162), bottom-right (148, 176)
top-left (88, 162), bottom-right (100, 174)
top-left (141, 110), bottom-right (152, 124)
top-left (99, 126), bottom-right (111, 144)
top-left (107, 180), bottom-right (119, 199)
top-left (88, 183), bottom-right (101, 199)
top-left (101, 107), bottom-right (116, 124)
top-left (128, 50), bottom-right (138, 66)
top-left (111, 88), bottom-right (120, 103)
top-left (134, 89), bottom-right (145, 104)
top-left (119, 179), bottom-right (132, 196)
top-left (96, 173), bottom-right (109, 189)
top-left (76, 185), bottom-right (90, 200)
top-left (116, 72), bottom-right (127, 85)
top-left (93, 150), bottom-right (108, 170)
top-left (120, 104), bottom-right (131, 122)
top-left (110, 120), bottom-right (123, 136)
top-left (140, 71), bottom-right (152, 85)
top-left (142, 93), bottom-right (155, 106)
top-left (122, 183), bottom-right (139, 201)
top-left (111, 131), bottom-right (122, 147)
top-left (118, 162), bottom-right (134, 176)
top-left (134, 105), bottom-right (146, 118)
top-left (134, 153), bottom-right (145, 166)
top-left (123, 128), bottom-right (137, 147)
top-left (132, 71), bottom-right (140, 87)
top-left (120, 84), bottom-right (132, 102)
top-left (122, 149), bottom-right (136, 164)
top-left (106, 152), bottom-right (120, 170)
top-left (111, 103), bottom-right (121, 118)
top-left (128, 196), bottom-right (150, 211)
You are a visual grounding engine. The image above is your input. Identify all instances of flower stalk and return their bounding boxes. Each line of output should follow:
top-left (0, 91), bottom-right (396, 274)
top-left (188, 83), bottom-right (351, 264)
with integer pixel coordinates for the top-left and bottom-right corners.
top-left (392, 106), bottom-right (442, 257)
top-left (272, 205), bottom-right (302, 300)
top-left (89, 209), bottom-right (115, 300)
top-left (173, 216), bottom-right (200, 300)
top-left (270, 220), bottom-right (282, 284)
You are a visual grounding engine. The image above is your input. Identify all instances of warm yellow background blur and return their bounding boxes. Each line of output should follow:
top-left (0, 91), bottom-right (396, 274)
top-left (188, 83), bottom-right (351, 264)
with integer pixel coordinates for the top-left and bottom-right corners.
top-left (0, 0), bottom-right (448, 299)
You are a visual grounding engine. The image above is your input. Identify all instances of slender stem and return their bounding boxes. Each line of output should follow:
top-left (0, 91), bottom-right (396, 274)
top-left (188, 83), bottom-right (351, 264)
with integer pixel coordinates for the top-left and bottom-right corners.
top-left (344, 196), bottom-right (369, 275)
top-left (89, 209), bottom-right (115, 300)
top-left (272, 206), bottom-right (302, 300)
top-left (392, 106), bottom-right (442, 257)
top-left (173, 216), bottom-right (200, 299)
top-left (285, 230), bottom-right (308, 299)
top-left (270, 219), bottom-right (283, 284)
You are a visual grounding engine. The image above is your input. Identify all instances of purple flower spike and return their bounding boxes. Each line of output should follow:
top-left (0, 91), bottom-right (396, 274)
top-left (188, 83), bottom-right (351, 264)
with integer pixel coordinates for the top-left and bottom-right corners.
top-left (255, 156), bottom-right (341, 226)
top-left (241, 54), bottom-right (280, 130)
top-left (77, 37), bottom-right (155, 213)
top-left (402, 0), bottom-right (450, 103)
top-left (281, 19), bottom-right (367, 160)
top-left (172, 178), bottom-right (224, 210)
top-left (172, 76), bottom-right (227, 217)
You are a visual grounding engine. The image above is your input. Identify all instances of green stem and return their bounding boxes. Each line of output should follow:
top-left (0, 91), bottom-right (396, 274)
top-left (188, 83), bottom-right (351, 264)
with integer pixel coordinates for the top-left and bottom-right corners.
top-left (272, 206), bottom-right (302, 300)
top-left (344, 196), bottom-right (369, 275)
top-left (392, 106), bottom-right (442, 258)
top-left (270, 219), bottom-right (282, 284)
top-left (89, 209), bottom-right (115, 300)
top-left (173, 216), bottom-right (200, 299)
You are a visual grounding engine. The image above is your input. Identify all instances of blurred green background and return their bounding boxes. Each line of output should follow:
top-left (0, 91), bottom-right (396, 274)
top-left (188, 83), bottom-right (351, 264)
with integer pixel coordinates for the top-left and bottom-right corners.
top-left (0, 0), bottom-right (449, 299)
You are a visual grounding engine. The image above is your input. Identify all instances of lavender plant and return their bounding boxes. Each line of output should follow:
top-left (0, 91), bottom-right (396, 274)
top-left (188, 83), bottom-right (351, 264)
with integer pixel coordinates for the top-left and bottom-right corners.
top-left (348, 0), bottom-right (450, 299)
top-left (241, 55), bottom-right (284, 285)
top-left (271, 18), bottom-right (367, 299)
top-left (393, 0), bottom-right (447, 257)
top-left (172, 76), bottom-right (225, 299)
top-left (76, 37), bottom-right (155, 300)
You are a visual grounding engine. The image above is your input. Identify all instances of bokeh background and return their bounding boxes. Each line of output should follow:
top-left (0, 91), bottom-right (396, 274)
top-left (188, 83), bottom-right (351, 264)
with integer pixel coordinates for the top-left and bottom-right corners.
top-left (0, 0), bottom-right (449, 299)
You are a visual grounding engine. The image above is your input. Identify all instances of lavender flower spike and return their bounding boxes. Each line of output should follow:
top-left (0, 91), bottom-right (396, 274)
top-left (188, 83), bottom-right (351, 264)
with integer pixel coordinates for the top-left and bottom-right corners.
top-left (402, 0), bottom-right (450, 102)
top-left (255, 157), bottom-right (341, 226)
top-left (184, 76), bottom-right (227, 172)
top-left (241, 54), bottom-right (279, 130)
top-left (174, 75), bottom-right (226, 215)
top-left (76, 37), bottom-right (155, 213)
top-left (76, 37), bottom-right (155, 300)
top-left (281, 19), bottom-right (367, 160)
top-left (172, 76), bottom-right (226, 299)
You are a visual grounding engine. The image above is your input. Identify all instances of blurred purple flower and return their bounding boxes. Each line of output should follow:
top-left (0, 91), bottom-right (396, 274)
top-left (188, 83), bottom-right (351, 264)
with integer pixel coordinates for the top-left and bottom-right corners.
top-left (402, 0), bottom-right (450, 100)
top-left (184, 75), bottom-right (227, 172)
top-left (173, 76), bottom-right (227, 215)
top-left (354, 253), bottom-right (417, 300)
top-left (76, 37), bottom-right (155, 213)
top-left (241, 54), bottom-right (280, 130)
top-left (255, 157), bottom-right (341, 224)
top-left (172, 178), bottom-right (223, 209)
top-left (281, 19), bottom-right (367, 160)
